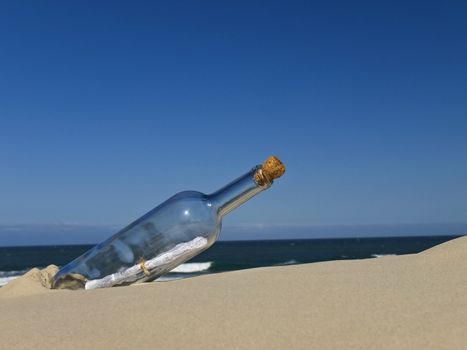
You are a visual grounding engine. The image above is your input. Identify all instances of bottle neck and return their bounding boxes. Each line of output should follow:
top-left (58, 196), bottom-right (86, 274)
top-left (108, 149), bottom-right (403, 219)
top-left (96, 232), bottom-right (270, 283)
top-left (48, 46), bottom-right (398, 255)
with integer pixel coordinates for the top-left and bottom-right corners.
top-left (209, 166), bottom-right (271, 217)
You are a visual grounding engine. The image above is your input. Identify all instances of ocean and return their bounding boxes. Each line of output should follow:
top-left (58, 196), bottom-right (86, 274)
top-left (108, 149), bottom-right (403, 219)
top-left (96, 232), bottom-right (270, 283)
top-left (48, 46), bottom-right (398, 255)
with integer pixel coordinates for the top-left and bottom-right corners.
top-left (0, 235), bottom-right (461, 287)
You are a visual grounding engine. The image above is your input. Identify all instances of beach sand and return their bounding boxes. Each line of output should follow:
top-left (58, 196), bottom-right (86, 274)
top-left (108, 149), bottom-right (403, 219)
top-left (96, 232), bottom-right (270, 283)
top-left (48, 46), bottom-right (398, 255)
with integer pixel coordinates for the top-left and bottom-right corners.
top-left (1, 236), bottom-right (466, 350)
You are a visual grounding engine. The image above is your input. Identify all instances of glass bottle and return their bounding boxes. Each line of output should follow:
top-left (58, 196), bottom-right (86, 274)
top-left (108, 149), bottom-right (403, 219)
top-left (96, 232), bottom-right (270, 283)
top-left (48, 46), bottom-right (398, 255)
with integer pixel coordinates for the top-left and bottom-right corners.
top-left (52, 156), bottom-right (285, 289)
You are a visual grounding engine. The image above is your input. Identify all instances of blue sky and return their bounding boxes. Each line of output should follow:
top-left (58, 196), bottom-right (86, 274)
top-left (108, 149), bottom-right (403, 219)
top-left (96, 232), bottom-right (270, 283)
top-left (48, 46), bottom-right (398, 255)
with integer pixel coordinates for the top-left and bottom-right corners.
top-left (0, 1), bottom-right (466, 244)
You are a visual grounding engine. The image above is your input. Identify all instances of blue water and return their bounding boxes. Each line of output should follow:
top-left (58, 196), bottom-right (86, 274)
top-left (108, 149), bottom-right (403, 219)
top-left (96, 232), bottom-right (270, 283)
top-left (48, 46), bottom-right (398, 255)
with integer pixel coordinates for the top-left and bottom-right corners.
top-left (0, 235), bottom-right (461, 286)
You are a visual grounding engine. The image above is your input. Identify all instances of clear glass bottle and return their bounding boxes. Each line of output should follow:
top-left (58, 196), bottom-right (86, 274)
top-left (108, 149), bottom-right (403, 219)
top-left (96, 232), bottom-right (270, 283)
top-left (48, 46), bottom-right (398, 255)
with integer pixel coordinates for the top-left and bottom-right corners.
top-left (52, 156), bottom-right (285, 289)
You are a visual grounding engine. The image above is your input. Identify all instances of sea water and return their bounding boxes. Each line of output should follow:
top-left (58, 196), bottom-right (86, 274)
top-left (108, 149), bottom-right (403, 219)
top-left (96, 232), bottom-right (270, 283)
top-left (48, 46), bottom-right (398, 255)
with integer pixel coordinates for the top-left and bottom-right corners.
top-left (0, 235), bottom-right (460, 287)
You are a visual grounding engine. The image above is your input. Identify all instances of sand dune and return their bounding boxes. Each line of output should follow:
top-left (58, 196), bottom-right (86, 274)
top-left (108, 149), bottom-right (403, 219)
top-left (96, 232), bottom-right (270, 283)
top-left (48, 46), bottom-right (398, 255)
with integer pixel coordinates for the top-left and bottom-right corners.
top-left (1, 236), bottom-right (466, 349)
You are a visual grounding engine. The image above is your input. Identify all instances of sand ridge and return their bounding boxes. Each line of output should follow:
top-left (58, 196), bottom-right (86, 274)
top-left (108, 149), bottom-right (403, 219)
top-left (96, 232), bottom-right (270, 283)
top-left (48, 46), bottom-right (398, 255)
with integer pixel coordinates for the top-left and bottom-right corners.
top-left (1, 236), bottom-right (466, 349)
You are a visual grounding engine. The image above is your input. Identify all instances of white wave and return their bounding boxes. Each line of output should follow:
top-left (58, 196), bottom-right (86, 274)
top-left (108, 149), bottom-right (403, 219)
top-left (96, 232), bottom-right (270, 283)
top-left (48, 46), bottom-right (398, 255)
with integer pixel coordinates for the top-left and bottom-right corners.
top-left (0, 269), bottom-right (29, 287)
top-left (0, 276), bottom-right (20, 287)
top-left (0, 269), bottom-right (28, 277)
top-left (274, 259), bottom-right (297, 266)
top-left (371, 254), bottom-right (397, 258)
top-left (170, 262), bottom-right (212, 273)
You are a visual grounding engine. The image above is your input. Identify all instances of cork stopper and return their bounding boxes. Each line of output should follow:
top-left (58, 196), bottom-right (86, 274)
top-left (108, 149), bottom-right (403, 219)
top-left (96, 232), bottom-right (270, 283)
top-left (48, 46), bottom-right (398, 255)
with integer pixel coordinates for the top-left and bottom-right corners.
top-left (254, 156), bottom-right (286, 186)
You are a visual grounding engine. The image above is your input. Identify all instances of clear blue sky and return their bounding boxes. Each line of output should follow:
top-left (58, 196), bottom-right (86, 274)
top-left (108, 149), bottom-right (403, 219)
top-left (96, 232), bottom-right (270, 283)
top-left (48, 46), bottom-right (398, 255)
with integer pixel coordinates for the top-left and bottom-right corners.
top-left (0, 1), bottom-right (466, 244)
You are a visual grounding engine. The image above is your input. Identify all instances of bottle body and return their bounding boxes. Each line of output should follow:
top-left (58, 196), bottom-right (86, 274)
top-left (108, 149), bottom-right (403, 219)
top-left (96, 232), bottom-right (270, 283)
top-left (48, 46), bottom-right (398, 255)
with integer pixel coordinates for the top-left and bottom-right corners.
top-left (54, 191), bottom-right (220, 289)
top-left (52, 162), bottom-right (282, 289)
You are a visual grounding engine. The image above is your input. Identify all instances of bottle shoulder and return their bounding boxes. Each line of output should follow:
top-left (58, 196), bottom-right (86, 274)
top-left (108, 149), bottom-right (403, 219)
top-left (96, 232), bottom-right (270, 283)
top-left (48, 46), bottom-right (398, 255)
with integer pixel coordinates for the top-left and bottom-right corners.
top-left (162, 190), bottom-right (218, 221)
top-left (170, 190), bottom-right (208, 201)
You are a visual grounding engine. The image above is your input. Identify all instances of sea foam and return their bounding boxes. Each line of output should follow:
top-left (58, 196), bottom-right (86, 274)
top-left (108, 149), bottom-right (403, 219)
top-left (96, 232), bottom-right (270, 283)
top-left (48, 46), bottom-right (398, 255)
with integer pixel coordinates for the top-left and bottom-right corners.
top-left (371, 254), bottom-right (397, 258)
top-left (171, 262), bottom-right (212, 273)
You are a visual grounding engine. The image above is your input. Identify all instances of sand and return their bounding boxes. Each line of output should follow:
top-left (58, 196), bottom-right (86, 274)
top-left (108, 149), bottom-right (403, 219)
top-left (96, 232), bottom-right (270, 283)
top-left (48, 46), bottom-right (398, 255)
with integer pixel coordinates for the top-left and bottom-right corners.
top-left (1, 236), bottom-right (466, 350)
